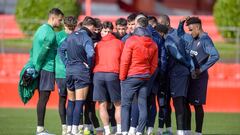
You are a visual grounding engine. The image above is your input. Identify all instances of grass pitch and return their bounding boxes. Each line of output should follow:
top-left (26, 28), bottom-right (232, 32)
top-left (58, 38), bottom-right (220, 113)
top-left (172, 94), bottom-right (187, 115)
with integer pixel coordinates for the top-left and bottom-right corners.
top-left (0, 108), bottom-right (240, 135)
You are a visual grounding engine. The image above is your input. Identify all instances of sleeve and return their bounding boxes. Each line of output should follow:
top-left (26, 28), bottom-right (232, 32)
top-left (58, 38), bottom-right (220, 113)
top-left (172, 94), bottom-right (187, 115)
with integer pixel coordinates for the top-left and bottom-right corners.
top-left (177, 21), bottom-right (186, 37)
top-left (159, 38), bottom-right (167, 73)
top-left (119, 38), bottom-right (133, 80)
top-left (84, 36), bottom-right (95, 70)
top-left (200, 38), bottom-right (220, 72)
top-left (59, 38), bottom-right (68, 66)
top-left (150, 45), bottom-right (158, 75)
top-left (34, 36), bottom-right (53, 72)
top-left (165, 36), bottom-right (191, 68)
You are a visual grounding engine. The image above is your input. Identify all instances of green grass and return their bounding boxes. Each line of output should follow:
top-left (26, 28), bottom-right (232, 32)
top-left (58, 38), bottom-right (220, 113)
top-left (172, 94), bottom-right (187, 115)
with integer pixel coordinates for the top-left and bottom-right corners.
top-left (0, 108), bottom-right (240, 135)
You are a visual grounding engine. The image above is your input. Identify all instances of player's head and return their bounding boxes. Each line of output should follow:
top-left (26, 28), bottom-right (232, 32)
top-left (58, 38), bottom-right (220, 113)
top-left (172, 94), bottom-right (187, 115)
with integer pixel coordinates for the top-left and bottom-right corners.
top-left (148, 16), bottom-right (158, 28)
top-left (101, 21), bottom-right (113, 37)
top-left (94, 18), bottom-right (102, 34)
top-left (63, 16), bottom-right (77, 32)
top-left (158, 14), bottom-right (170, 28)
top-left (48, 8), bottom-right (64, 28)
top-left (82, 16), bottom-right (97, 33)
top-left (135, 14), bottom-right (148, 28)
top-left (115, 18), bottom-right (127, 37)
top-left (154, 23), bottom-right (168, 37)
top-left (127, 13), bottom-right (137, 33)
top-left (186, 17), bottom-right (202, 38)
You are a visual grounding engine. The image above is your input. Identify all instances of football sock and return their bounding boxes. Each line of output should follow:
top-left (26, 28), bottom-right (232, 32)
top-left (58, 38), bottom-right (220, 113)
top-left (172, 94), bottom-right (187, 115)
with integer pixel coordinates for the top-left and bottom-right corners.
top-left (59, 95), bottom-right (67, 124)
top-left (37, 91), bottom-right (51, 126)
top-left (194, 105), bottom-right (204, 133)
top-left (66, 100), bottom-right (74, 126)
top-left (73, 100), bottom-right (85, 125)
top-left (173, 97), bottom-right (185, 130)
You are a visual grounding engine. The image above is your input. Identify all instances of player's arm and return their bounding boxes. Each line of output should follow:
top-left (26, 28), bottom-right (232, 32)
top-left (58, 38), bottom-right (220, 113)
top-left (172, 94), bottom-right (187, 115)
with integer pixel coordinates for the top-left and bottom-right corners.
top-left (165, 36), bottom-right (191, 68)
top-left (199, 38), bottom-right (220, 72)
top-left (150, 45), bottom-right (158, 75)
top-left (35, 36), bottom-right (53, 72)
top-left (83, 35), bottom-right (95, 70)
top-left (59, 38), bottom-right (68, 66)
top-left (119, 38), bottom-right (133, 81)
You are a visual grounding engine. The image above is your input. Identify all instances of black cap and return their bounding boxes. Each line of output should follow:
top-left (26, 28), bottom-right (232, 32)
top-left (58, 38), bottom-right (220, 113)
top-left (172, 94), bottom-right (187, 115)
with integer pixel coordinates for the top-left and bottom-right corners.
top-left (186, 17), bottom-right (201, 26)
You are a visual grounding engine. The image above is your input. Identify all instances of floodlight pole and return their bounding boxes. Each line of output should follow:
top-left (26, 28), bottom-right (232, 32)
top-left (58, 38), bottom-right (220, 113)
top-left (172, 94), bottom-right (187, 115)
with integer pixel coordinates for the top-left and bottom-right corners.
top-left (85, 0), bottom-right (91, 16)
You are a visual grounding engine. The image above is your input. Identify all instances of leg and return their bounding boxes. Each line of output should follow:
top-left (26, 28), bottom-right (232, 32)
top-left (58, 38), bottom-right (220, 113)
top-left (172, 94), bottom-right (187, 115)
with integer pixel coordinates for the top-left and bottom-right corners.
top-left (66, 89), bottom-right (75, 134)
top-left (173, 97), bottom-right (185, 131)
top-left (71, 86), bottom-right (89, 134)
top-left (136, 81), bottom-right (148, 134)
top-left (147, 94), bottom-right (157, 135)
top-left (37, 91), bottom-right (51, 127)
top-left (194, 105), bottom-right (204, 133)
top-left (121, 79), bottom-right (136, 133)
top-left (113, 101), bottom-right (121, 133)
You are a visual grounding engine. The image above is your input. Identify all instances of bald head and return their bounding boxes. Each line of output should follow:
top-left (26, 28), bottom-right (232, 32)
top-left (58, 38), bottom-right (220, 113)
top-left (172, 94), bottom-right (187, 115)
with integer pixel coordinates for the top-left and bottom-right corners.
top-left (158, 14), bottom-right (170, 28)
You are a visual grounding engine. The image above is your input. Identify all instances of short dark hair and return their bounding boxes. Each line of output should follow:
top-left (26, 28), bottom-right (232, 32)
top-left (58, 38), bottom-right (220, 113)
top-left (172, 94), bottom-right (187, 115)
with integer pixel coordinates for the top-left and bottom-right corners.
top-left (148, 16), bottom-right (157, 23)
top-left (137, 17), bottom-right (148, 28)
top-left (82, 16), bottom-right (97, 27)
top-left (94, 18), bottom-right (102, 29)
top-left (186, 17), bottom-right (202, 26)
top-left (158, 14), bottom-right (170, 26)
top-left (154, 23), bottom-right (168, 34)
top-left (64, 16), bottom-right (77, 30)
top-left (116, 18), bottom-right (127, 26)
top-left (102, 21), bottom-right (114, 30)
top-left (127, 13), bottom-right (137, 22)
top-left (48, 8), bottom-right (64, 17)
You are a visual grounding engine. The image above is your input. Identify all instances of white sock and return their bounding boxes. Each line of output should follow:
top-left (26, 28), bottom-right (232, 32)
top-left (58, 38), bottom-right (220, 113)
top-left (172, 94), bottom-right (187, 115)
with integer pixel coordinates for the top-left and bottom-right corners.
top-left (62, 124), bottom-right (67, 133)
top-left (122, 131), bottom-right (128, 135)
top-left (104, 125), bottom-right (111, 135)
top-left (117, 124), bottom-right (121, 133)
top-left (67, 125), bottom-right (72, 133)
top-left (128, 127), bottom-right (136, 134)
top-left (166, 127), bottom-right (173, 132)
top-left (195, 132), bottom-right (202, 135)
top-left (136, 132), bottom-right (142, 135)
top-left (72, 125), bottom-right (78, 134)
top-left (176, 130), bottom-right (185, 135)
top-left (147, 127), bottom-right (154, 135)
top-left (185, 130), bottom-right (192, 135)
top-left (157, 128), bottom-right (163, 134)
top-left (37, 126), bottom-right (44, 132)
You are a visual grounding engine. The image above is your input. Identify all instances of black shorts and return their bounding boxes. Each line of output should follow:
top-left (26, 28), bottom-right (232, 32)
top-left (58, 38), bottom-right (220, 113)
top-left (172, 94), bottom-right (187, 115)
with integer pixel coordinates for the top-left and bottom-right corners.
top-left (188, 72), bottom-right (209, 105)
top-left (56, 78), bottom-right (67, 96)
top-left (66, 74), bottom-right (90, 91)
top-left (39, 70), bottom-right (55, 91)
top-left (169, 75), bottom-right (189, 98)
top-left (93, 72), bottom-right (121, 102)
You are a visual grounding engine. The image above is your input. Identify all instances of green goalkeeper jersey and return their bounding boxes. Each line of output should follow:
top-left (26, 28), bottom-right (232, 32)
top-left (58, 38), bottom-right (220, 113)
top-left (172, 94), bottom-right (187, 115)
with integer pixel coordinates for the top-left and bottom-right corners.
top-left (30, 23), bottom-right (57, 72)
top-left (55, 30), bottom-right (67, 78)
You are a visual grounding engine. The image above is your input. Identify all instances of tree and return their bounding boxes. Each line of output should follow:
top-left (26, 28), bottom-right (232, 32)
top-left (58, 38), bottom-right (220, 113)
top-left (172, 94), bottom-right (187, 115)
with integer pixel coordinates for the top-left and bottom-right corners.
top-left (15, 0), bottom-right (80, 36)
top-left (213, 0), bottom-right (240, 40)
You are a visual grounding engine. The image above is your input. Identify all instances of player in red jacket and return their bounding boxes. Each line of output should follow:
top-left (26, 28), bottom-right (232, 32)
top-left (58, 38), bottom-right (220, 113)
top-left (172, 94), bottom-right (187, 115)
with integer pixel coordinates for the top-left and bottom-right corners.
top-left (120, 15), bottom-right (158, 135)
top-left (93, 21), bottom-right (124, 135)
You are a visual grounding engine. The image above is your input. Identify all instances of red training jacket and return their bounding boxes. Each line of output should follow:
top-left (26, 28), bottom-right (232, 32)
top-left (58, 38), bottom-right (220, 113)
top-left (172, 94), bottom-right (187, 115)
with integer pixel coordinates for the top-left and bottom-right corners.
top-left (119, 35), bottom-right (158, 80)
top-left (93, 33), bottom-right (124, 73)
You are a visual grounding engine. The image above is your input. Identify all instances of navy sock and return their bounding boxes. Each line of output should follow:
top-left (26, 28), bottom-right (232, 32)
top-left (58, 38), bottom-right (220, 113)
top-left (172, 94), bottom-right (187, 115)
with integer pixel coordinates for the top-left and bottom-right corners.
top-left (67, 100), bottom-right (75, 125)
top-left (73, 100), bottom-right (85, 125)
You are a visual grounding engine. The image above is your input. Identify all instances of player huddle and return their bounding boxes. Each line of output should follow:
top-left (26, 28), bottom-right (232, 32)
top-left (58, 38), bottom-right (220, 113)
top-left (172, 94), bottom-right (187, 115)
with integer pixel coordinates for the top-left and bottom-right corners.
top-left (31, 8), bottom-right (219, 135)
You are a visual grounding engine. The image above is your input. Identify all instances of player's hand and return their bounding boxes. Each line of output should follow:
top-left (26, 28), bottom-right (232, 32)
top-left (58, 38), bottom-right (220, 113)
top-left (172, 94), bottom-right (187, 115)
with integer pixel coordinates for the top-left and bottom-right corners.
top-left (180, 16), bottom-right (190, 23)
